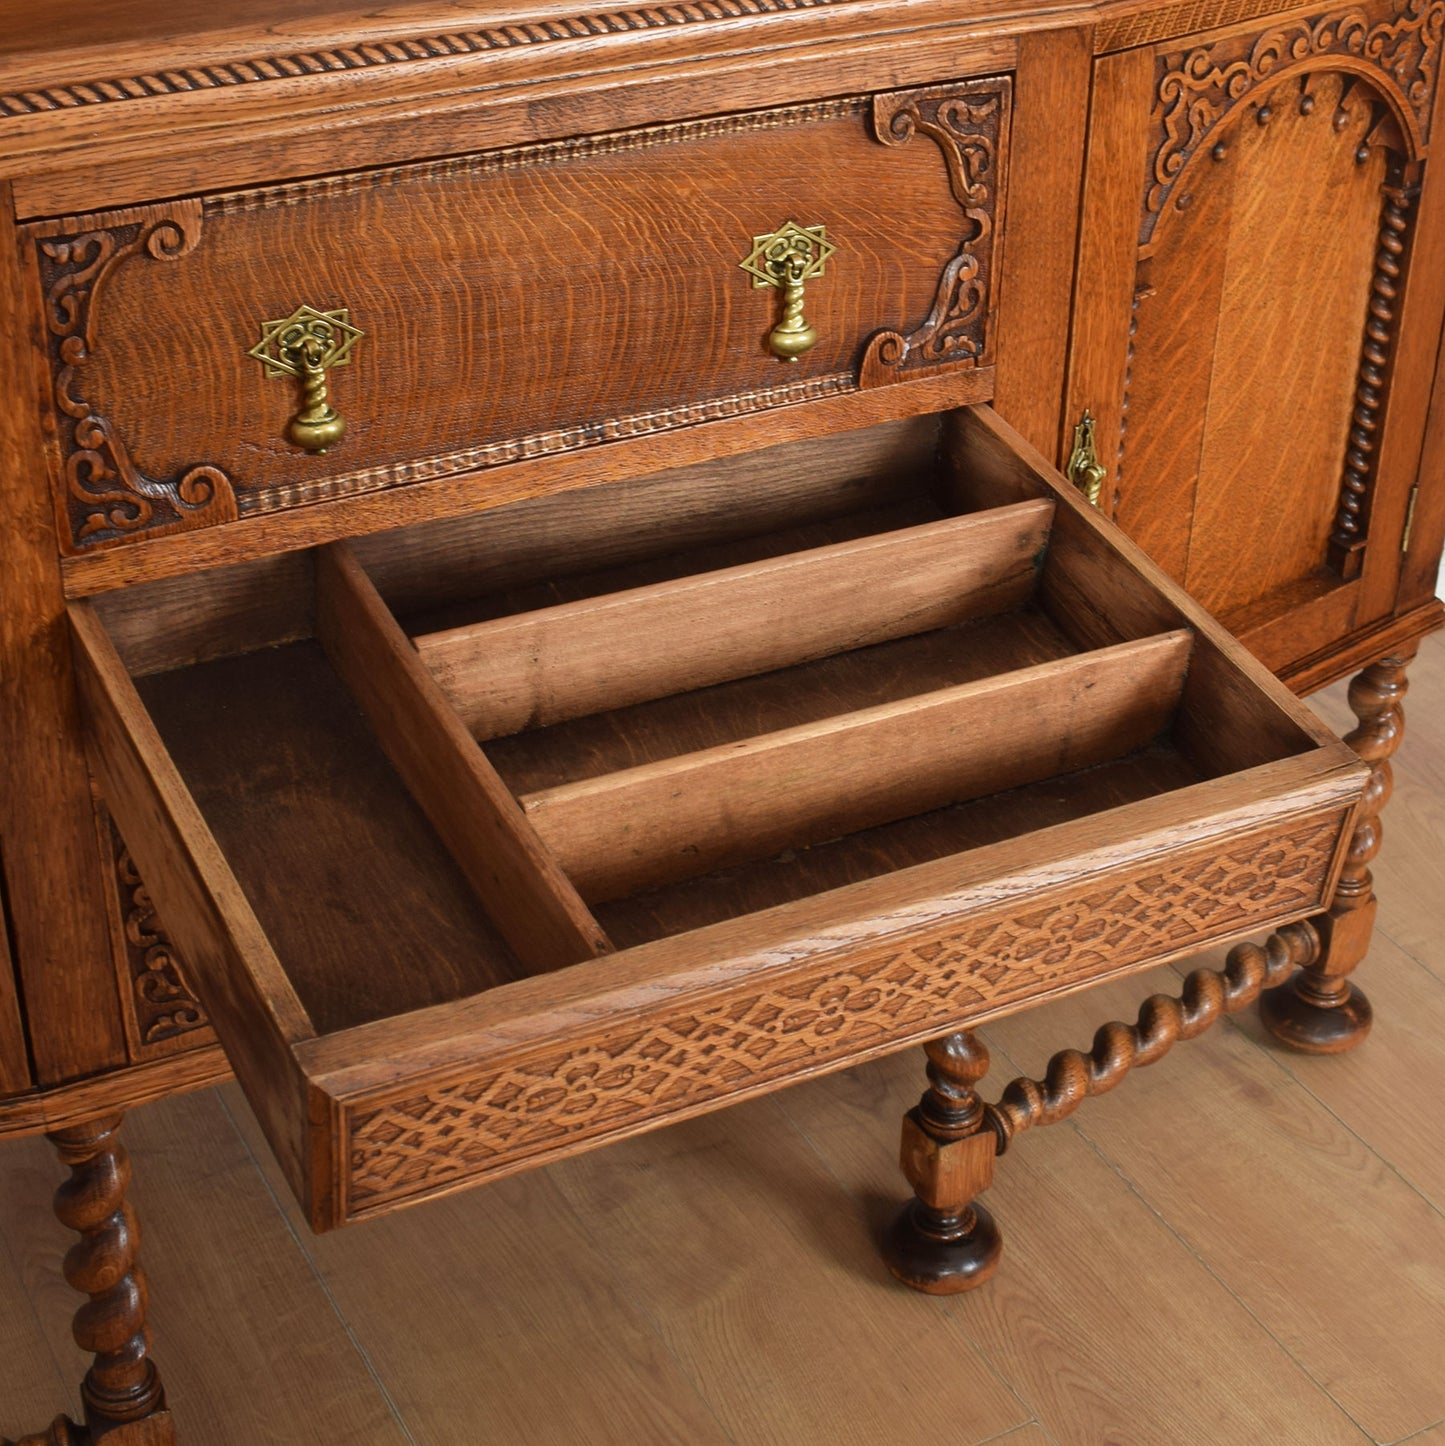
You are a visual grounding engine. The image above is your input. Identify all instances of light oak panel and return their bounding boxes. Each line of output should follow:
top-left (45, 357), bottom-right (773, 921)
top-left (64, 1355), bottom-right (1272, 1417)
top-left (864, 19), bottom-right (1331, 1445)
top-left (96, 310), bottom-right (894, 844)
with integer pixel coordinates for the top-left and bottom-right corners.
top-left (417, 502), bottom-right (1055, 738)
top-left (523, 633), bottom-right (1195, 900)
top-left (315, 544), bottom-right (610, 973)
top-left (1183, 71), bottom-right (1385, 616)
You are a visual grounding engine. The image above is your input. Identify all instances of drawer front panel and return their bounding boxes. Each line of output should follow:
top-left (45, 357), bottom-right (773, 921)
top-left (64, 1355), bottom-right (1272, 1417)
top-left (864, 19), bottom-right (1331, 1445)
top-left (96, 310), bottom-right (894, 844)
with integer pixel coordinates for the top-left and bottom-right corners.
top-left (32, 77), bottom-right (1010, 554)
top-left (338, 808), bottom-right (1346, 1223)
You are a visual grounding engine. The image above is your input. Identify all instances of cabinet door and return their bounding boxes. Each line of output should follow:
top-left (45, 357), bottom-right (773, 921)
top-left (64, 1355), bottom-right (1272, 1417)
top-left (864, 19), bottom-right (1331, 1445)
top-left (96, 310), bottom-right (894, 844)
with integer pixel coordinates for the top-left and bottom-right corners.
top-left (1065, 0), bottom-right (1445, 679)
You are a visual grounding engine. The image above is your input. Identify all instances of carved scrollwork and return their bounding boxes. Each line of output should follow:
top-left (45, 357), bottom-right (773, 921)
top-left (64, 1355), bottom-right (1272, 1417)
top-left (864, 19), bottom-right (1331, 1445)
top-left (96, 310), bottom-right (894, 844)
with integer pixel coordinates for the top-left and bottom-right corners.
top-left (108, 828), bottom-right (210, 1051)
top-left (859, 79), bottom-right (1010, 386)
top-left (34, 203), bottom-right (237, 550)
top-left (1144, 0), bottom-right (1443, 240)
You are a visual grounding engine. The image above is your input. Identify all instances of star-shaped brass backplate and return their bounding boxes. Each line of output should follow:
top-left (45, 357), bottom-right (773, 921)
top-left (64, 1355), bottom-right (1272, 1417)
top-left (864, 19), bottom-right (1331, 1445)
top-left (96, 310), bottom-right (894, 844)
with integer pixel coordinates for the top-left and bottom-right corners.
top-left (739, 222), bottom-right (835, 289)
top-left (248, 304), bottom-right (363, 379)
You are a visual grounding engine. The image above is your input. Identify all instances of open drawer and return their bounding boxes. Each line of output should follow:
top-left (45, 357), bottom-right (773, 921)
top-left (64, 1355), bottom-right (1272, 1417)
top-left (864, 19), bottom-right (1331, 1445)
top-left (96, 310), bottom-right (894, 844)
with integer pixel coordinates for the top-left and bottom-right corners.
top-left (69, 407), bottom-right (1367, 1230)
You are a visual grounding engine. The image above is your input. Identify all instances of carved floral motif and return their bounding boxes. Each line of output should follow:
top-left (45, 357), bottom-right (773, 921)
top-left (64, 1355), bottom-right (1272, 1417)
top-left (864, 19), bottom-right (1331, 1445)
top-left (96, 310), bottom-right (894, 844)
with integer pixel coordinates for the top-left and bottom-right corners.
top-left (1145, 0), bottom-right (1444, 237)
top-left (344, 813), bottom-right (1342, 1217)
top-left (860, 79), bottom-right (1010, 384)
top-left (33, 203), bottom-right (236, 550)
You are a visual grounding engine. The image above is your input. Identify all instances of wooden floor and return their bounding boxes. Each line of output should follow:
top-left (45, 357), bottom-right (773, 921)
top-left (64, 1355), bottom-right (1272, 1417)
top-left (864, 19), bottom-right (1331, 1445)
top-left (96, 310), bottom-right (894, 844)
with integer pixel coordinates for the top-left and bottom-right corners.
top-left (4, 634), bottom-right (1445, 1446)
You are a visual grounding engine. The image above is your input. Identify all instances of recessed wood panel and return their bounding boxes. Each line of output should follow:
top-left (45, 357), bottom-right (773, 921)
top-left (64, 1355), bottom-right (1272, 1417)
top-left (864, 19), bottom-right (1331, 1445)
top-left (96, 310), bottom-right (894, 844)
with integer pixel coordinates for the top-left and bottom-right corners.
top-left (1119, 71), bottom-right (1387, 617)
top-left (1183, 73), bottom-right (1386, 615)
top-left (29, 78), bottom-right (1010, 555)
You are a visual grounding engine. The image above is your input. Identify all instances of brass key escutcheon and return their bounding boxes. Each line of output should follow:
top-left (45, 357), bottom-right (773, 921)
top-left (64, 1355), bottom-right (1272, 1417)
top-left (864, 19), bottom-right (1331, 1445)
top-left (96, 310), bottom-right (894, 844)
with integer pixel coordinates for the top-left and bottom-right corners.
top-left (740, 222), bottom-right (834, 362)
top-left (1066, 409), bottom-right (1107, 508)
top-left (248, 304), bottom-right (364, 453)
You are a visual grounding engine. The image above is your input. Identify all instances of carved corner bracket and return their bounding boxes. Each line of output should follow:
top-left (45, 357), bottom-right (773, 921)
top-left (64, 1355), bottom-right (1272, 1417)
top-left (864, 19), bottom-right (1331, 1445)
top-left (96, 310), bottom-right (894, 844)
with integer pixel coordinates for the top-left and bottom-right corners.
top-left (1143, 0), bottom-right (1443, 242)
top-left (30, 201), bottom-right (237, 552)
top-left (859, 78), bottom-right (1011, 389)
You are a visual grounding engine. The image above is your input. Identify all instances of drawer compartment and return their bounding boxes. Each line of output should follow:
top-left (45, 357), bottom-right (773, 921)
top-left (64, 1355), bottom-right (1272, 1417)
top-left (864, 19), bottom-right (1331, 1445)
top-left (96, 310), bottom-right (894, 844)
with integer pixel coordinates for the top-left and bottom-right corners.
top-left (31, 75), bottom-right (1009, 554)
top-left (70, 407), bottom-right (1366, 1230)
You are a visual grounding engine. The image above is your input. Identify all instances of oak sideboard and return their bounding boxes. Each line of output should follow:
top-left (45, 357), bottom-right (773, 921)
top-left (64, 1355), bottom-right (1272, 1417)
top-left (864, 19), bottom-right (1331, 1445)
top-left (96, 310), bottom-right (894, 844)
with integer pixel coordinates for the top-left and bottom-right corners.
top-left (1, 0), bottom-right (1442, 1439)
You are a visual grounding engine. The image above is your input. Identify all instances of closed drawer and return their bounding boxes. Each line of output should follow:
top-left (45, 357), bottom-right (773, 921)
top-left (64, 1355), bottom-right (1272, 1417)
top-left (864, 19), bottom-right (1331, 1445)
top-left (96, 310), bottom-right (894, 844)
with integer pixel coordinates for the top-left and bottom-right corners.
top-left (30, 75), bottom-right (1008, 555)
top-left (69, 406), bottom-right (1365, 1230)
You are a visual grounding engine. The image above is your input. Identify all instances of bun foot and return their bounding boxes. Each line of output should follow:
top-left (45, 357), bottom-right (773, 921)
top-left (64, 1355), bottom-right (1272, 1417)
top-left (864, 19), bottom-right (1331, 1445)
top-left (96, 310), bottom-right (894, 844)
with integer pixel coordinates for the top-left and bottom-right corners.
top-left (884, 1200), bottom-right (1002, 1295)
top-left (1260, 975), bottom-right (1373, 1054)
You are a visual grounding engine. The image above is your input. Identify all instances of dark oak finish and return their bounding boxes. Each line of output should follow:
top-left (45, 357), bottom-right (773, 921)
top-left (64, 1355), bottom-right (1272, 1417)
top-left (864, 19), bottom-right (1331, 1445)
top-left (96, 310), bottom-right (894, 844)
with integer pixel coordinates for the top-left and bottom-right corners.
top-left (884, 1029), bottom-right (1002, 1294)
top-left (0, 182), bottom-right (125, 1086)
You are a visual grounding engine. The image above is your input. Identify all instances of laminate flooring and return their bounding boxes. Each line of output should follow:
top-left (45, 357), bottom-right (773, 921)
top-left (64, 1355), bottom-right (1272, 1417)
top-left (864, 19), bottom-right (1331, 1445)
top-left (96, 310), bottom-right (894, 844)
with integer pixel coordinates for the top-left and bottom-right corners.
top-left (3, 634), bottom-right (1444, 1446)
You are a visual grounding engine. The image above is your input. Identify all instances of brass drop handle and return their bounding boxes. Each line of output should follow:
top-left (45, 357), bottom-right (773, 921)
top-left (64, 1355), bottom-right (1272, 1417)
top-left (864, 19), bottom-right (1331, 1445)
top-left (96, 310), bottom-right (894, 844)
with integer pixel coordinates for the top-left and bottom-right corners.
top-left (248, 304), bottom-right (364, 454)
top-left (1066, 409), bottom-right (1107, 508)
top-left (740, 221), bottom-right (835, 362)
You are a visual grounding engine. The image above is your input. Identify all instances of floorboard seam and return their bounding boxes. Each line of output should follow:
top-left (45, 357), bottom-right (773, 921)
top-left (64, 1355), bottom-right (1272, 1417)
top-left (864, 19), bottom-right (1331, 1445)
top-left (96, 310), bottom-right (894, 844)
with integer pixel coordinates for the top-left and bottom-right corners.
top-left (773, 1080), bottom-right (1040, 1440)
top-left (1060, 1113), bottom-right (1379, 1444)
top-left (542, 1161), bottom-right (741, 1446)
top-left (215, 1087), bottom-right (419, 1446)
top-left (1210, 1000), bottom-right (1445, 1223)
top-left (976, 1018), bottom-right (1381, 1446)
top-left (1385, 1414), bottom-right (1445, 1444)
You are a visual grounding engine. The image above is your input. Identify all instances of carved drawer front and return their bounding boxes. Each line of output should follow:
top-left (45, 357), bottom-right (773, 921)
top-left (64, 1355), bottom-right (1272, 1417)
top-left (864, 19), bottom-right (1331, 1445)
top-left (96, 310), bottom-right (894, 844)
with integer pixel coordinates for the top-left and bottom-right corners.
top-left (70, 405), bottom-right (1365, 1231)
top-left (30, 75), bottom-right (1009, 556)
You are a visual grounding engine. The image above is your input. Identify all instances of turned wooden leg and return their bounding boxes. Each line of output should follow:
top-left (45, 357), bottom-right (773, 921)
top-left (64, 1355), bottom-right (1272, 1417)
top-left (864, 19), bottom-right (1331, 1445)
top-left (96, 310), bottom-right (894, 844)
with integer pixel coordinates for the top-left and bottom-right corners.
top-left (1261, 650), bottom-right (1414, 1054)
top-left (3, 1115), bottom-right (175, 1446)
top-left (883, 1030), bottom-right (1002, 1294)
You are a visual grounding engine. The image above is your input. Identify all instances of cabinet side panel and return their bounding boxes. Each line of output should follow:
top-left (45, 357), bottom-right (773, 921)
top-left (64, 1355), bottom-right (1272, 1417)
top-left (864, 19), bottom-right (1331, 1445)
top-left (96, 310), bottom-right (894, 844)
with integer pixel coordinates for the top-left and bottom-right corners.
top-left (1392, 50), bottom-right (1445, 616)
top-left (992, 25), bottom-right (1094, 457)
top-left (0, 181), bottom-right (127, 1083)
top-left (0, 847), bottom-right (33, 1096)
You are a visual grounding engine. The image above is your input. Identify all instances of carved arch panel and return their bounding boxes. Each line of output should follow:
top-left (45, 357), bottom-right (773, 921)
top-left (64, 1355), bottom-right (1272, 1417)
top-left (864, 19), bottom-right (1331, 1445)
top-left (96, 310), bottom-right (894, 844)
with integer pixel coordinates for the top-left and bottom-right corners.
top-left (1121, 66), bottom-right (1406, 615)
top-left (1067, 0), bottom-right (1442, 664)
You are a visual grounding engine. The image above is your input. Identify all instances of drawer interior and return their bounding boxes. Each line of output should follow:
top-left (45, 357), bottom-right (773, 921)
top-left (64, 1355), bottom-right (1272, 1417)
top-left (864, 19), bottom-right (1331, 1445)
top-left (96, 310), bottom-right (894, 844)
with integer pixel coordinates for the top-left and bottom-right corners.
top-left (74, 405), bottom-right (1364, 1226)
top-left (101, 408), bottom-right (1323, 1024)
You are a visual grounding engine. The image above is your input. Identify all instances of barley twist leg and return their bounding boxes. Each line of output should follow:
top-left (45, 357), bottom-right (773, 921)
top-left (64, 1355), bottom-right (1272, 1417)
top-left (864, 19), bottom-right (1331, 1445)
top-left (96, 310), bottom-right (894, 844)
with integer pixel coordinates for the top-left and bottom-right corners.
top-left (883, 1029), bottom-right (1002, 1294)
top-left (3, 1114), bottom-right (175, 1446)
top-left (1261, 650), bottom-right (1414, 1053)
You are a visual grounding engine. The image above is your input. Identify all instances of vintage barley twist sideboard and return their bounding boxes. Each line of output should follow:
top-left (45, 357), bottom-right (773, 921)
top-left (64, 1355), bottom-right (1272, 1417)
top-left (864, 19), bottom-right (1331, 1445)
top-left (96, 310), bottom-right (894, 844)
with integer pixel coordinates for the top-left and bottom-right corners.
top-left (1, 0), bottom-right (1442, 1438)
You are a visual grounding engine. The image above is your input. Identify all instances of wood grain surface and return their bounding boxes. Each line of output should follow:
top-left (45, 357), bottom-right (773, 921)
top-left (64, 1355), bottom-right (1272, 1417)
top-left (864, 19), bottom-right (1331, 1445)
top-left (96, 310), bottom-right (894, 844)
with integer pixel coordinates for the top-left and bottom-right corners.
top-left (32, 80), bottom-right (1006, 554)
top-left (522, 632), bottom-right (1194, 900)
top-left (6, 631), bottom-right (1442, 1445)
top-left (417, 502), bottom-right (1054, 737)
top-left (0, 185), bottom-right (126, 1085)
top-left (316, 544), bottom-right (611, 973)
top-left (134, 641), bottom-right (526, 1033)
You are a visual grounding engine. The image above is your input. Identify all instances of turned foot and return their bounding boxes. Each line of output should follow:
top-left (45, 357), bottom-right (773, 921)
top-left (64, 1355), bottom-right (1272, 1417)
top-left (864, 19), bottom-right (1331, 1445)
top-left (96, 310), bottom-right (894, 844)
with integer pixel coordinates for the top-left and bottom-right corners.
top-left (884, 1030), bottom-right (1002, 1294)
top-left (884, 1200), bottom-right (1002, 1295)
top-left (1259, 971), bottom-right (1373, 1054)
top-left (3, 1115), bottom-right (175, 1446)
top-left (1261, 651), bottom-right (1412, 1055)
